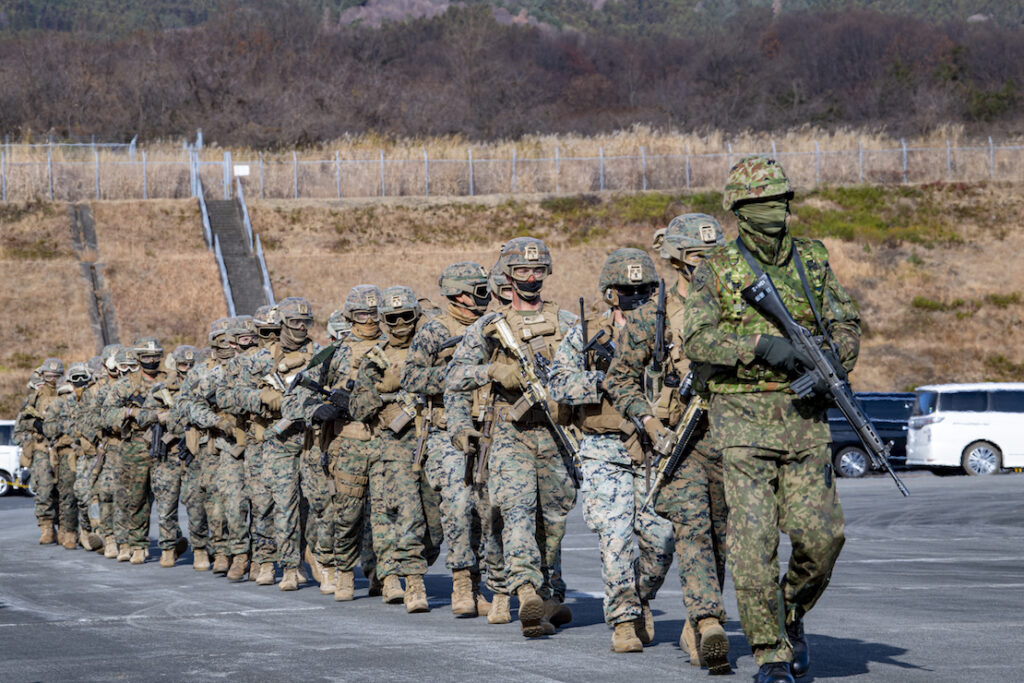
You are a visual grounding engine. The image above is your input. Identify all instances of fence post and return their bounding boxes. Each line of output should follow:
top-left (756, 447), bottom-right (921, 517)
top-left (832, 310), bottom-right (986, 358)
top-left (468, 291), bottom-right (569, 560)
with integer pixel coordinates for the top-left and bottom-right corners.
top-left (989, 136), bottom-right (995, 180)
top-left (946, 139), bottom-right (952, 181)
top-left (424, 148), bottom-right (429, 197)
top-left (48, 144), bottom-right (54, 200)
top-left (858, 139), bottom-right (864, 183)
top-left (1, 150), bottom-right (5, 202)
top-left (771, 139), bottom-right (777, 158)
top-left (196, 130), bottom-right (203, 149)
top-left (814, 139), bottom-right (821, 186)
top-left (259, 153), bottom-right (264, 199)
top-left (468, 148), bottom-right (474, 197)
top-left (727, 142), bottom-right (733, 170)
top-left (641, 146), bottom-right (647, 191)
top-left (380, 149), bottom-right (385, 198)
top-left (293, 151), bottom-right (299, 199)
top-left (129, 135), bottom-right (137, 162)
top-left (685, 144), bottom-right (691, 190)
top-left (140, 150), bottom-right (147, 200)
top-left (901, 138), bottom-right (907, 183)
top-left (599, 147), bottom-right (605, 191)
top-left (512, 148), bottom-right (517, 194)
top-left (93, 147), bottom-right (100, 199)
top-left (335, 151), bottom-right (341, 199)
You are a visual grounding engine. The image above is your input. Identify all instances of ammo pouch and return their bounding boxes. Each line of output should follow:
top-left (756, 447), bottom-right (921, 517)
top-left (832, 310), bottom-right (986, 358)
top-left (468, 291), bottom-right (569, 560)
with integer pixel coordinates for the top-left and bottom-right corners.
top-left (335, 471), bottom-right (368, 498)
top-left (185, 428), bottom-right (200, 456)
top-left (379, 400), bottom-right (414, 434)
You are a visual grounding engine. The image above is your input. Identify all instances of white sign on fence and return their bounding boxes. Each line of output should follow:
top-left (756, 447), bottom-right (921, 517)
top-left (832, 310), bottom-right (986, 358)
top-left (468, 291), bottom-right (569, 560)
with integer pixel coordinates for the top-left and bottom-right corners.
top-left (233, 165), bottom-right (250, 177)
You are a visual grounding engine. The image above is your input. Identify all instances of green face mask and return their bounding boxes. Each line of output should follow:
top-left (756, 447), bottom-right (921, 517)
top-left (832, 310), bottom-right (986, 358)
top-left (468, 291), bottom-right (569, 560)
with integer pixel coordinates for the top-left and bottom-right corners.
top-left (736, 200), bottom-right (788, 236)
top-left (735, 199), bottom-right (792, 266)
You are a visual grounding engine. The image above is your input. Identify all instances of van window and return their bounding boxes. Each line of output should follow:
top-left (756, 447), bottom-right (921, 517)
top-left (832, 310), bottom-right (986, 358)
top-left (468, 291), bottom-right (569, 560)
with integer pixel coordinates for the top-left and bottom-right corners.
top-left (989, 391), bottom-right (1024, 413)
top-left (0, 424), bottom-right (11, 446)
top-left (864, 399), bottom-right (913, 421)
top-left (939, 391), bottom-right (988, 412)
top-left (913, 391), bottom-right (938, 416)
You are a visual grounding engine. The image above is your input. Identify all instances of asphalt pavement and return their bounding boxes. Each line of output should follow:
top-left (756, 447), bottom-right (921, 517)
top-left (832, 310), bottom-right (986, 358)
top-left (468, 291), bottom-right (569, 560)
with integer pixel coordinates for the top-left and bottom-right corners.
top-left (1, 471), bottom-right (1022, 682)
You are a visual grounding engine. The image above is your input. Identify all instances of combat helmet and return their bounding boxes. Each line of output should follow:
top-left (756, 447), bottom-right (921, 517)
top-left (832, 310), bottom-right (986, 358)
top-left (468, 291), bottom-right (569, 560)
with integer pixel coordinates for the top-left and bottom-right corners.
top-left (378, 285), bottom-right (420, 322)
top-left (39, 357), bottom-right (65, 377)
top-left (500, 237), bottom-right (552, 280)
top-left (653, 213), bottom-right (726, 276)
top-left (133, 337), bottom-right (164, 357)
top-left (599, 248), bottom-right (658, 311)
top-left (440, 261), bottom-right (490, 313)
top-left (66, 362), bottom-right (93, 386)
top-left (172, 345), bottom-right (199, 372)
top-left (488, 259), bottom-right (513, 304)
top-left (326, 309), bottom-right (351, 341)
top-left (226, 315), bottom-right (256, 340)
top-left (113, 347), bottom-right (139, 374)
top-left (254, 305), bottom-right (282, 339)
top-left (344, 285), bottom-right (383, 323)
top-left (87, 355), bottom-right (105, 377)
top-left (722, 156), bottom-right (793, 211)
top-left (277, 297), bottom-right (313, 324)
top-left (209, 317), bottom-right (234, 343)
top-left (103, 345), bottom-right (124, 373)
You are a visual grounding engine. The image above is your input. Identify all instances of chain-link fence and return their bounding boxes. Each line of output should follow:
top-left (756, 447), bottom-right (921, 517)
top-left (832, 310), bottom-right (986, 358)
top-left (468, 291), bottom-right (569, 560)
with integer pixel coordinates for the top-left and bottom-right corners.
top-left (2, 137), bottom-right (1022, 202)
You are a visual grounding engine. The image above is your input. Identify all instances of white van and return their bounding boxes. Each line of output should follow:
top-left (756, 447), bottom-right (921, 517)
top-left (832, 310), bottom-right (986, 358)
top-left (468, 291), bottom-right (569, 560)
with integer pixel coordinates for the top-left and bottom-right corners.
top-left (0, 419), bottom-right (29, 496)
top-left (905, 383), bottom-right (1024, 475)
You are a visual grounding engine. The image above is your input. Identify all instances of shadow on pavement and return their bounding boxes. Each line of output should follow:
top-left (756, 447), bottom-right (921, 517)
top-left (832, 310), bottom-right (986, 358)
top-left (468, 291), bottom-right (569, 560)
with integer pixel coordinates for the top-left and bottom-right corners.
top-left (800, 634), bottom-right (927, 679)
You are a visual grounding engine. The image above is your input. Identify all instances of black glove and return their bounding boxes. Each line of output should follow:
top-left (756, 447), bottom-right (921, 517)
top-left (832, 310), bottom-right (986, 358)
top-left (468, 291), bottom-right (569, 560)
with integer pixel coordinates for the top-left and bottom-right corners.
top-left (823, 348), bottom-right (849, 382)
top-left (312, 402), bottom-right (344, 424)
top-left (32, 418), bottom-right (44, 432)
top-left (754, 335), bottom-right (813, 377)
top-left (328, 388), bottom-right (350, 414)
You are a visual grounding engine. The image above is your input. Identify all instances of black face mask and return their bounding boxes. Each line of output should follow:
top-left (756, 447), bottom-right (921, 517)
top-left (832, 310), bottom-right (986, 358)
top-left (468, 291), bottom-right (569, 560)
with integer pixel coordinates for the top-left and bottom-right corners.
top-left (471, 293), bottom-right (492, 312)
top-left (609, 284), bottom-right (654, 311)
top-left (512, 279), bottom-right (543, 301)
top-left (140, 360), bottom-right (161, 372)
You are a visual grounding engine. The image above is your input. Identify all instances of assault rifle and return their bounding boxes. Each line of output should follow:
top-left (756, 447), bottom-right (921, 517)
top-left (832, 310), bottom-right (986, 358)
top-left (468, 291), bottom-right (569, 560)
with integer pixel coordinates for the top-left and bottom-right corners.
top-left (488, 313), bottom-right (581, 487)
top-left (293, 372), bottom-right (353, 476)
top-left (149, 423), bottom-right (168, 459)
top-left (644, 279), bottom-right (667, 403)
top-left (741, 272), bottom-right (910, 497)
top-left (176, 438), bottom-right (194, 467)
top-left (641, 372), bottom-right (707, 511)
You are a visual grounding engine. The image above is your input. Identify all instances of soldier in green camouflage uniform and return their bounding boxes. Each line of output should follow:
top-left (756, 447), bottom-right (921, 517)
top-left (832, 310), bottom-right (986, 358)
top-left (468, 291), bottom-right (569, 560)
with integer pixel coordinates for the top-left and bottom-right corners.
top-left (349, 286), bottom-right (441, 614)
top-left (80, 345), bottom-right (124, 557)
top-left (42, 372), bottom-right (82, 549)
top-left (101, 340), bottom-right (168, 564)
top-left (16, 358), bottom-right (64, 544)
top-left (446, 237), bottom-right (579, 638)
top-left (683, 156), bottom-right (859, 683)
top-left (401, 262), bottom-right (496, 618)
top-left (603, 216), bottom-right (732, 673)
top-left (549, 249), bottom-right (675, 653)
top-left (69, 361), bottom-right (105, 551)
top-left (137, 345), bottom-right (197, 567)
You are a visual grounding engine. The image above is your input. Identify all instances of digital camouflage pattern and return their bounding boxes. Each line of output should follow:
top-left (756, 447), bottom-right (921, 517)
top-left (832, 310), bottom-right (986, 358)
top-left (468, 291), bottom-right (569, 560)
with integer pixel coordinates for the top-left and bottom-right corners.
top-left (137, 370), bottom-right (189, 552)
top-left (652, 213), bottom-right (726, 262)
top-left (43, 389), bottom-right (79, 534)
top-left (722, 155), bottom-right (794, 211)
top-left (597, 248), bottom-right (657, 291)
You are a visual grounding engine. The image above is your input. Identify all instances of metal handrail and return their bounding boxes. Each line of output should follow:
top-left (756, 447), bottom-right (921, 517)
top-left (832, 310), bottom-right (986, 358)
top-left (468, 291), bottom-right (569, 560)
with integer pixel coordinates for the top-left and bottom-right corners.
top-left (255, 234), bottom-right (276, 305)
top-left (213, 234), bottom-right (236, 316)
top-left (235, 176), bottom-right (254, 252)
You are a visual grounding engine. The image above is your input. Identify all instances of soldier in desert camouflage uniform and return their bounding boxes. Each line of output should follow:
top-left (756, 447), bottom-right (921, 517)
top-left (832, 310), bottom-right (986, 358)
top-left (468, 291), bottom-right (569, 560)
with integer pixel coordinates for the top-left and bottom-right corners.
top-left (446, 237), bottom-right (579, 639)
top-left (69, 360), bottom-right (106, 551)
top-left (80, 345), bottom-right (124, 557)
top-left (683, 156), bottom-right (859, 683)
top-left (42, 369), bottom-right (84, 549)
top-left (603, 217), bottom-right (732, 674)
top-left (548, 248), bottom-right (675, 654)
top-left (16, 358), bottom-right (64, 545)
top-left (401, 262), bottom-right (496, 618)
top-left (349, 285), bottom-right (441, 614)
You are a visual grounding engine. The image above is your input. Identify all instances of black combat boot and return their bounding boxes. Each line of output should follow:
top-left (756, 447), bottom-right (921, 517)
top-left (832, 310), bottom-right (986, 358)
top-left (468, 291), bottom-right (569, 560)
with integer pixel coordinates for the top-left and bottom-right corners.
top-left (755, 662), bottom-right (795, 683)
top-left (786, 617), bottom-right (809, 678)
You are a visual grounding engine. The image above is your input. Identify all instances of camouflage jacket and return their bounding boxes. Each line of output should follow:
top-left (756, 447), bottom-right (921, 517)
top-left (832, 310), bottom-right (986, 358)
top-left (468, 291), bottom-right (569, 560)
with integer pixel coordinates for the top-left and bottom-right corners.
top-left (16, 384), bottom-right (59, 445)
top-left (77, 375), bottom-right (113, 445)
top-left (101, 370), bottom-right (167, 443)
top-left (137, 372), bottom-right (184, 438)
top-left (400, 310), bottom-right (475, 431)
top-left (42, 391), bottom-right (79, 448)
top-left (445, 301), bottom-right (577, 437)
top-left (188, 361), bottom-right (231, 431)
top-left (349, 323), bottom-right (424, 435)
top-left (170, 359), bottom-right (215, 438)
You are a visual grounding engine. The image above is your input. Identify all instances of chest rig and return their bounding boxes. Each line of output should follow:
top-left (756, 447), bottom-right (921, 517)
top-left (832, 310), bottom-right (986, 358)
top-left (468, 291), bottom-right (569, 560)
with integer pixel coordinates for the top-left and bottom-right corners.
top-left (487, 303), bottom-right (564, 419)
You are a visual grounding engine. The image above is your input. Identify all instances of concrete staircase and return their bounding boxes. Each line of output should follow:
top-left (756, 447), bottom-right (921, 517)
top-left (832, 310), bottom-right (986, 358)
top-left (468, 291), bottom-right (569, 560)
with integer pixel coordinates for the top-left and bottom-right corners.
top-left (205, 199), bottom-right (268, 315)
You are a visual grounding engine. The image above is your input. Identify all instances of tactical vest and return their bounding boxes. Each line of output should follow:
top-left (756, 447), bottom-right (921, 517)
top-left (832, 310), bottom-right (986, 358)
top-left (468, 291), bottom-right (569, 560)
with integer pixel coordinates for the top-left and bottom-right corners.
top-left (30, 385), bottom-right (59, 445)
top-left (336, 336), bottom-right (379, 441)
top-left (426, 311), bottom-right (471, 428)
top-left (705, 238), bottom-right (830, 394)
top-left (123, 370), bottom-right (166, 442)
top-left (375, 339), bottom-right (415, 435)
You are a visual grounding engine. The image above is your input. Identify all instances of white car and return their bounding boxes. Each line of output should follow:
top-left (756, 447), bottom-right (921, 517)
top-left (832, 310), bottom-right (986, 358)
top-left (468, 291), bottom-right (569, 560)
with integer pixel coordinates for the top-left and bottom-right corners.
top-left (0, 419), bottom-right (31, 496)
top-left (905, 383), bottom-right (1024, 475)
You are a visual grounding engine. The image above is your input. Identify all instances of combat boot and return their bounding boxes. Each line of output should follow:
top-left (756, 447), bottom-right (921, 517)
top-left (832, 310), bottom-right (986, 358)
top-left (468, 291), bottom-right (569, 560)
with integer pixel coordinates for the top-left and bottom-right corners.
top-left (334, 570), bottom-right (355, 601)
top-left (786, 617), bottom-right (810, 678)
top-left (698, 617), bottom-right (731, 675)
top-left (540, 615), bottom-right (556, 635)
top-left (476, 594), bottom-right (492, 617)
top-left (38, 520), bottom-right (56, 545)
top-left (117, 543), bottom-right (131, 562)
top-left (129, 547), bottom-right (147, 564)
top-left (227, 554), bottom-right (250, 582)
top-left (382, 575), bottom-right (405, 604)
top-left (487, 593), bottom-right (511, 624)
top-left (544, 596), bottom-right (572, 627)
top-left (193, 548), bottom-right (211, 571)
top-left (279, 568), bottom-right (299, 591)
top-left (634, 600), bottom-right (654, 644)
top-left (212, 553), bottom-right (229, 575)
top-left (61, 529), bottom-right (78, 550)
top-left (319, 566), bottom-right (337, 595)
top-left (755, 662), bottom-right (795, 683)
top-left (255, 563), bottom-right (275, 585)
top-left (403, 575), bottom-right (430, 613)
top-left (80, 531), bottom-right (104, 552)
top-left (173, 537), bottom-right (188, 561)
top-left (103, 537), bottom-right (118, 559)
top-left (450, 569), bottom-right (476, 616)
top-left (680, 620), bottom-right (701, 665)
top-left (305, 547), bottom-right (323, 584)
top-left (160, 550), bottom-right (176, 568)
top-left (368, 572), bottom-right (383, 597)
top-left (611, 621), bottom-right (644, 653)
top-left (516, 584), bottom-right (545, 638)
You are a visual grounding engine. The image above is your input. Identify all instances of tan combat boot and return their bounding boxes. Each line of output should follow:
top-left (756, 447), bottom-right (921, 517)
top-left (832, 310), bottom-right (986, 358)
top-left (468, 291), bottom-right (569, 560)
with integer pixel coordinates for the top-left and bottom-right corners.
top-left (278, 568), bottom-right (299, 591)
top-left (61, 529), bottom-right (78, 550)
top-left (227, 554), bottom-right (250, 582)
top-left (129, 547), bottom-right (147, 564)
top-left (193, 548), bottom-right (211, 571)
top-left (517, 584), bottom-right (546, 638)
top-left (488, 593), bottom-right (511, 624)
top-left (698, 617), bottom-right (731, 675)
top-left (80, 531), bottom-right (104, 552)
top-left (404, 575), bottom-right (430, 613)
top-left (451, 569), bottom-right (476, 616)
top-left (38, 521), bottom-right (56, 545)
top-left (680, 620), bottom-right (701, 665)
top-left (212, 553), bottom-right (229, 575)
top-left (319, 566), bottom-right (337, 595)
top-left (382, 575), bottom-right (405, 604)
top-left (612, 621), bottom-right (644, 653)
top-left (544, 597), bottom-right (573, 627)
top-left (103, 537), bottom-right (118, 559)
top-left (304, 547), bottom-right (323, 583)
top-left (160, 550), bottom-right (176, 568)
top-left (476, 594), bottom-right (492, 617)
top-left (334, 570), bottom-right (355, 601)
top-left (117, 543), bottom-right (131, 562)
top-left (634, 600), bottom-right (654, 644)
top-left (255, 562), bottom-right (275, 585)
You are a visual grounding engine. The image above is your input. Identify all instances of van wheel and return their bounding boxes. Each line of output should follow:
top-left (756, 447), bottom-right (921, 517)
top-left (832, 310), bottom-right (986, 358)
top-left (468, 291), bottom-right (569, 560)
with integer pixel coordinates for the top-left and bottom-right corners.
top-left (0, 470), bottom-right (10, 496)
top-left (834, 447), bottom-right (869, 478)
top-left (962, 441), bottom-right (1001, 476)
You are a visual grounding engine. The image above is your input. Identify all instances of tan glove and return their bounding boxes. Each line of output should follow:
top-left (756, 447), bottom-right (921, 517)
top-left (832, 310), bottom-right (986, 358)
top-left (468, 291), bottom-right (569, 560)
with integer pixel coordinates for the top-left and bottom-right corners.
top-left (487, 363), bottom-right (523, 391)
top-left (260, 387), bottom-right (283, 412)
top-left (451, 428), bottom-right (482, 455)
top-left (215, 416), bottom-right (235, 434)
top-left (375, 368), bottom-right (402, 394)
top-left (643, 416), bottom-right (672, 453)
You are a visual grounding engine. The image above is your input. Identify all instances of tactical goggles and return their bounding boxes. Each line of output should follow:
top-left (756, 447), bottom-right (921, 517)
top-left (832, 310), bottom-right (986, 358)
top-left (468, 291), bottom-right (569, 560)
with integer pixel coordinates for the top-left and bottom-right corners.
top-left (137, 353), bottom-right (162, 364)
top-left (350, 310), bottom-right (379, 324)
top-left (41, 372), bottom-right (62, 382)
top-left (68, 372), bottom-right (90, 383)
top-left (176, 361), bottom-right (195, 372)
top-left (283, 317), bottom-right (313, 331)
top-left (383, 310), bottom-right (418, 326)
top-left (510, 265), bottom-right (549, 282)
top-left (467, 283), bottom-right (490, 300)
top-left (612, 283), bottom-right (656, 299)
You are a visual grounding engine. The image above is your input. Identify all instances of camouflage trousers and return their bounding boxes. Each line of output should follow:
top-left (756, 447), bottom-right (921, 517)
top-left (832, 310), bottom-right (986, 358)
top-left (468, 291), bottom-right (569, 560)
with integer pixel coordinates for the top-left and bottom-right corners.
top-left (327, 436), bottom-right (377, 573)
top-left (97, 440), bottom-right (125, 542)
top-left (200, 441), bottom-right (225, 556)
top-left (261, 428), bottom-right (304, 570)
top-left (475, 484), bottom-right (507, 595)
top-left (216, 446), bottom-right (250, 557)
top-left (369, 428), bottom-right (442, 579)
top-left (723, 443), bottom-right (845, 666)
top-left (653, 440), bottom-right (729, 629)
top-left (30, 441), bottom-right (57, 524)
top-left (300, 443), bottom-right (335, 568)
top-left (579, 436), bottom-right (674, 627)
top-left (55, 447), bottom-right (79, 533)
top-left (245, 439), bottom-right (276, 565)
top-left (151, 454), bottom-right (186, 551)
top-left (423, 429), bottom-right (485, 572)
top-left (118, 441), bottom-right (154, 550)
top-left (74, 452), bottom-right (97, 532)
top-left (487, 420), bottom-right (576, 596)
top-left (180, 450), bottom-right (209, 551)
